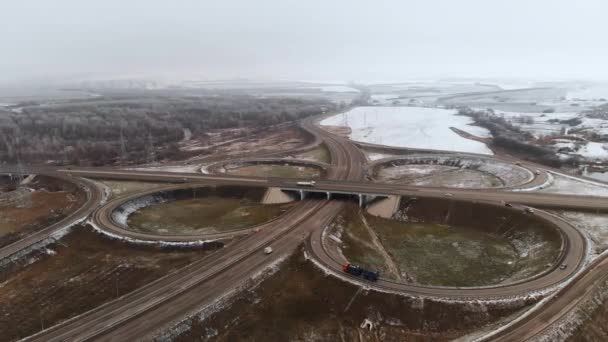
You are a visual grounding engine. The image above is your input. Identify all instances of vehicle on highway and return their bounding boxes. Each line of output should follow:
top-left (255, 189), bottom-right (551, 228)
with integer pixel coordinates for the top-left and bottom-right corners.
top-left (296, 180), bottom-right (316, 187)
top-left (534, 170), bottom-right (541, 175)
top-left (445, 192), bottom-right (454, 197)
top-left (264, 246), bottom-right (273, 254)
top-left (502, 201), bottom-right (513, 207)
top-left (342, 264), bottom-right (379, 282)
top-left (515, 161), bottom-right (523, 166)
top-left (559, 263), bottom-right (567, 270)
top-left (525, 207), bottom-right (535, 214)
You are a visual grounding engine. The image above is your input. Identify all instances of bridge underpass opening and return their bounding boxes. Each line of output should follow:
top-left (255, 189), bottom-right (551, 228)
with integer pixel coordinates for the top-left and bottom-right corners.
top-left (281, 189), bottom-right (384, 207)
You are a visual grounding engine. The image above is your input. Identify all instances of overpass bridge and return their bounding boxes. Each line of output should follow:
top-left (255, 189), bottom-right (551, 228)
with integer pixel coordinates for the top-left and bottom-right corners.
top-left (279, 186), bottom-right (388, 206)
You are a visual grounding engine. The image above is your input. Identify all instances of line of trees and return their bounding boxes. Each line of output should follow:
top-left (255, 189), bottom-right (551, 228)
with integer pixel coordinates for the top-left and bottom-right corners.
top-left (0, 95), bottom-right (334, 166)
top-left (458, 107), bottom-right (578, 167)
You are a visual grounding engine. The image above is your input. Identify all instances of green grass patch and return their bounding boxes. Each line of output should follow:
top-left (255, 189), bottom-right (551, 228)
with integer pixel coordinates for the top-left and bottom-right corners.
top-left (366, 215), bottom-right (519, 286)
top-left (128, 197), bottom-right (295, 235)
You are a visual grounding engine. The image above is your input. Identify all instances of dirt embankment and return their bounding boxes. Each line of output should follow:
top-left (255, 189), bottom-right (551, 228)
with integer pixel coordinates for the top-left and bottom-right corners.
top-left (164, 252), bottom-right (532, 341)
top-left (397, 197), bottom-right (555, 233)
top-left (0, 226), bottom-right (220, 341)
top-left (0, 175), bottom-right (86, 248)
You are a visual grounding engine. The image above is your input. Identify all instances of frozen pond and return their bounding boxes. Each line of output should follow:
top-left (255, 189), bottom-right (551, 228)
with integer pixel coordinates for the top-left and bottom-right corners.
top-left (321, 106), bottom-right (493, 155)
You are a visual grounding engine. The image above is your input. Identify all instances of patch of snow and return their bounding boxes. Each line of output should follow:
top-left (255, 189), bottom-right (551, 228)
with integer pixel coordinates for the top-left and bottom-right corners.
top-left (512, 173), bottom-right (554, 192)
top-left (492, 110), bottom-right (579, 138)
top-left (0, 215), bottom-right (85, 267)
top-left (567, 85), bottom-right (608, 101)
top-left (87, 219), bottom-right (217, 247)
top-left (111, 194), bottom-right (167, 227)
top-left (321, 106), bottom-right (493, 155)
top-left (181, 128), bottom-right (192, 142)
top-left (585, 171), bottom-right (608, 182)
top-left (537, 171), bottom-right (608, 197)
top-left (577, 142), bottom-right (608, 160)
top-left (366, 152), bottom-right (397, 161)
top-left (127, 164), bottom-right (202, 173)
top-left (302, 85), bottom-right (360, 93)
top-left (556, 211), bottom-right (608, 255)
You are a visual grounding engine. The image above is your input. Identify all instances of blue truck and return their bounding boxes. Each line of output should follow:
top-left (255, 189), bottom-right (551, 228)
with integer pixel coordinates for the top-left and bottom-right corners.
top-left (342, 264), bottom-right (379, 282)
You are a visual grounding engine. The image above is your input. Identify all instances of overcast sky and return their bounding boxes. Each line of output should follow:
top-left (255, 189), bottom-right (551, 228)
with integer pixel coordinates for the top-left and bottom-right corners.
top-left (1, 0), bottom-right (608, 83)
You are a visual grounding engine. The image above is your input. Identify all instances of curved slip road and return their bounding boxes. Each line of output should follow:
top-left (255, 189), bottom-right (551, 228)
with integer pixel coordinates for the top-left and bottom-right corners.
top-left (8, 113), bottom-right (606, 341)
top-left (489, 255), bottom-right (608, 341)
top-left (306, 205), bottom-right (586, 299)
top-left (0, 173), bottom-right (104, 261)
top-left (24, 115), bottom-right (363, 341)
top-left (91, 183), bottom-right (307, 243)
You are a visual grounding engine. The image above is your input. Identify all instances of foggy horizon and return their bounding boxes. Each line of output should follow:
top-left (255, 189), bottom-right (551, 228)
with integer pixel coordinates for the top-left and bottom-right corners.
top-left (2, 0), bottom-right (608, 84)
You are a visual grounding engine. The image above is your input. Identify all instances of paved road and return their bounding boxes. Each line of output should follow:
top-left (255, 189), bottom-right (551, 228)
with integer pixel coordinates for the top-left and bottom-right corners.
top-left (4, 114), bottom-right (605, 341)
top-left (307, 205), bottom-right (585, 299)
top-left (0, 173), bottom-right (103, 261)
top-left (47, 168), bottom-right (608, 212)
top-left (23, 115), bottom-right (364, 341)
top-left (488, 255), bottom-right (608, 341)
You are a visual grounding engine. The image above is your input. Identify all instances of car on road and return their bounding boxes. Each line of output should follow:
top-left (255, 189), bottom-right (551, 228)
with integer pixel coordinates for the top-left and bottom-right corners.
top-left (524, 207), bottom-right (535, 214)
top-left (296, 180), bottom-right (316, 187)
top-left (445, 193), bottom-right (454, 197)
top-left (534, 170), bottom-right (541, 175)
top-left (502, 201), bottom-right (513, 207)
top-left (264, 246), bottom-right (273, 255)
top-left (559, 263), bottom-right (567, 270)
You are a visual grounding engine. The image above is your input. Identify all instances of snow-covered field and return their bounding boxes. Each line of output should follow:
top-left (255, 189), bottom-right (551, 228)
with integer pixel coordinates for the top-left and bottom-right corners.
top-left (578, 142), bottom-right (608, 160)
top-left (538, 172), bottom-right (608, 197)
top-left (586, 171), bottom-right (608, 182)
top-left (313, 85), bottom-right (360, 93)
top-left (488, 110), bottom-right (608, 161)
top-left (492, 110), bottom-right (578, 137)
top-left (128, 165), bottom-right (202, 173)
top-left (321, 106), bottom-right (493, 155)
top-left (567, 85), bottom-right (608, 101)
top-left (556, 211), bottom-right (608, 254)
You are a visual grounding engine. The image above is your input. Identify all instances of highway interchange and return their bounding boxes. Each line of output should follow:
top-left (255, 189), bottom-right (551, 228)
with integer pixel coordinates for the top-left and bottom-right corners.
top-left (2, 115), bottom-right (608, 341)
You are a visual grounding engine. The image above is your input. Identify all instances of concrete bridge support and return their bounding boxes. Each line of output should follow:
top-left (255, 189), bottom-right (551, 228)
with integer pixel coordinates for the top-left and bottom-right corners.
top-left (359, 194), bottom-right (378, 207)
top-left (366, 195), bottom-right (401, 218)
top-left (262, 187), bottom-right (297, 204)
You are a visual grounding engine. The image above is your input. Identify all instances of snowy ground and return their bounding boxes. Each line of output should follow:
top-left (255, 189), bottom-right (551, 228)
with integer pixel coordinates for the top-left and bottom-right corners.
top-left (487, 110), bottom-right (608, 161)
top-left (301, 85), bottom-right (359, 93)
top-left (321, 106), bottom-right (493, 155)
top-left (585, 171), bottom-right (608, 182)
top-left (555, 211), bottom-right (608, 254)
top-left (566, 84), bottom-right (608, 101)
top-left (492, 110), bottom-right (578, 137)
top-left (368, 81), bottom-right (499, 106)
top-left (365, 151), bottom-right (399, 161)
top-left (538, 172), bottom-right (608, 197)
top-left (127, 165), bottom-right (202, 173)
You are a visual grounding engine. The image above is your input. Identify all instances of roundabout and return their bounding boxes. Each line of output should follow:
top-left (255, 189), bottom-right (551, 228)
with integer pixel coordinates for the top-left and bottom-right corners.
top-left (91, 184), bottom-right (302, 243)
top-left (368, 153), bottom-right (537, 189)
top-left (307, 193), bottom-right (587, 299)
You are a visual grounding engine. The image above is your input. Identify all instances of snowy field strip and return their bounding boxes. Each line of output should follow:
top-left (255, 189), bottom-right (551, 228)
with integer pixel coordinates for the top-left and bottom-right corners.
top-left (537, 172), bottom-right (608, 197)
top-left (321, 107), bottom-right (493, 155)
top-left (127, 165), bottom-right (202, 173)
